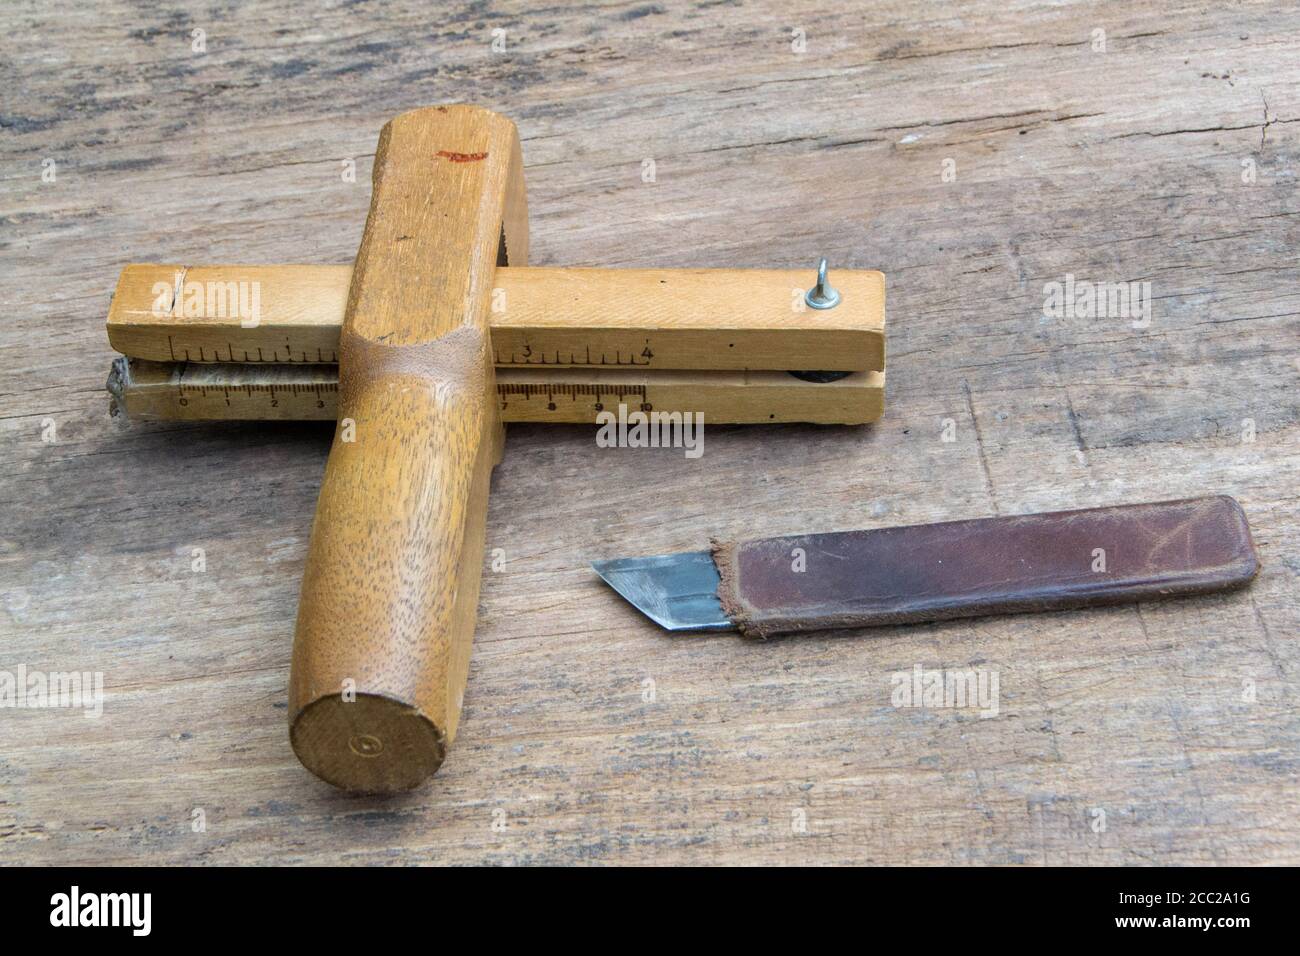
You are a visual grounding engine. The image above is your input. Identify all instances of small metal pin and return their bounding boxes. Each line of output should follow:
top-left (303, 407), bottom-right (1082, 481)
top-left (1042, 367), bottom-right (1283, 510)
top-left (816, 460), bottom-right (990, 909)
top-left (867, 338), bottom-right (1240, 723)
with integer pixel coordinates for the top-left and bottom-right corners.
top-left (804, 257), bottom-right (841, 310)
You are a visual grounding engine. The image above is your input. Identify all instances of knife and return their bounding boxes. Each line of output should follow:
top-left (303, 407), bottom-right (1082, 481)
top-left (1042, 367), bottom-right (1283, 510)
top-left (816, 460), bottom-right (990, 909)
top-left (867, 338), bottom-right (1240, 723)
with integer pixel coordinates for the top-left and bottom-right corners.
top-left (592, 496), bottom-right (1258, 637)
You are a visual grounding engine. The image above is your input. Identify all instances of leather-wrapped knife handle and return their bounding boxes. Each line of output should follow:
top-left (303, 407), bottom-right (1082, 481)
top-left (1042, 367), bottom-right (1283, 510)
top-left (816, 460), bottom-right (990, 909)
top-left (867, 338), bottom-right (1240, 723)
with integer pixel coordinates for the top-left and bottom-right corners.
top-left (712, 496), bottom-right (1258, 638)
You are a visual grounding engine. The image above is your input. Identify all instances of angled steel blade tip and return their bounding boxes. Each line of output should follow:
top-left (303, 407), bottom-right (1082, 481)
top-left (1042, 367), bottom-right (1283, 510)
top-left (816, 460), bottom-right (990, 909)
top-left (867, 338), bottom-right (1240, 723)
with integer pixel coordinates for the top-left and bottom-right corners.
top-left (591, 550), bottom-right (734, 633)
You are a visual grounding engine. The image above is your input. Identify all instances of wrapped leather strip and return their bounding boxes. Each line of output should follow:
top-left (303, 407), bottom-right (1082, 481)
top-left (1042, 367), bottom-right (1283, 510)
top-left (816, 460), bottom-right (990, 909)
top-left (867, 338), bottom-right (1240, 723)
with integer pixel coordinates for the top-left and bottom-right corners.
top-left (713, 496), bottom-right (1258, 639)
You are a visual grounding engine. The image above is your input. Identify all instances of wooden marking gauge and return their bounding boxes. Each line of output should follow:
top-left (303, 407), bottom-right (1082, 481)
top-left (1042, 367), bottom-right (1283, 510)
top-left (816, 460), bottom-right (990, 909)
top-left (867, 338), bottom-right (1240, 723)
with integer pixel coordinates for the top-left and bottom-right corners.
top-left (103, 106), bottom-right (888, 792)
top-left (107, 262), bottom-right (886, 424)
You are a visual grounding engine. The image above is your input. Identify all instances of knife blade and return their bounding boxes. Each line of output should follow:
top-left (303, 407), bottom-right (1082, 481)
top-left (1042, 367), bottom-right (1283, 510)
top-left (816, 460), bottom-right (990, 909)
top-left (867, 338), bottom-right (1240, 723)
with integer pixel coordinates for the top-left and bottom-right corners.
top-left (593, 496), bottom-right (1258, 638)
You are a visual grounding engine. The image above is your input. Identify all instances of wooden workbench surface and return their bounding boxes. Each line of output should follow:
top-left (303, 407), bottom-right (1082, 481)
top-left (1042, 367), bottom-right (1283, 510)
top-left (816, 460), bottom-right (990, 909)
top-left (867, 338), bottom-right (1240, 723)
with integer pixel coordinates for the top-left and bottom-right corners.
top-left (1, 0), bottom-right (1296, 865)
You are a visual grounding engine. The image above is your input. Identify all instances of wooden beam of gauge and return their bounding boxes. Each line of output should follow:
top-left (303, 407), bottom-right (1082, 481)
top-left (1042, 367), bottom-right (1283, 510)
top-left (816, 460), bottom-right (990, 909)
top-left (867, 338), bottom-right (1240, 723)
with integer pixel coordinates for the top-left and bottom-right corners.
top-left (107, 263), bottom-right (886, 372)
top-left (108, 358), bottom-right (886, 426)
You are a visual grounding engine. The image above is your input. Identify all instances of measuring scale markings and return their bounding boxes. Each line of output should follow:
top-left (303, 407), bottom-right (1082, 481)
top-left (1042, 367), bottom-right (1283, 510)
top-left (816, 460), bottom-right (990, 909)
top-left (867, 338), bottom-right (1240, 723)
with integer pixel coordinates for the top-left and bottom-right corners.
top-left (495, 340), bottom-right (655, 367)
top-left (165, 333), bottom-right (655, 369)
top-left (172, 379), bottom-right (651, 416)
top-left (175, 381), bottom-right (338, 409)
top-left (166, 335), bottom-right (339, 365)
top-left (497, 382), bottom-right (650, 413)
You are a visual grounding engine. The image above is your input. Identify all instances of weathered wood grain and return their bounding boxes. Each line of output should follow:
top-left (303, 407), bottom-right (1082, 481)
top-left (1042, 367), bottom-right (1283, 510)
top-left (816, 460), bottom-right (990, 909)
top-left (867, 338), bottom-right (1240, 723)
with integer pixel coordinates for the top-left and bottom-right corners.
top-left (0, 0), bottom-right (1297, 863)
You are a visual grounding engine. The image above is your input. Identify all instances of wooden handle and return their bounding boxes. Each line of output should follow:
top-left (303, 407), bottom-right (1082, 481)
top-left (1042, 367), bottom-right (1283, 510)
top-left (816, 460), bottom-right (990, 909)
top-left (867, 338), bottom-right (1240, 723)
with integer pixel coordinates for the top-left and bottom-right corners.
top-left (288, 106), bottom-right (528, 792)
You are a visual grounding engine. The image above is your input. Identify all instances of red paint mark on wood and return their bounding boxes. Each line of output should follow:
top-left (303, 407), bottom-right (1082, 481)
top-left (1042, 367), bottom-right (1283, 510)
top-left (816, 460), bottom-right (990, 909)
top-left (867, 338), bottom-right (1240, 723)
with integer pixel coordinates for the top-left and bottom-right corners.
top-left (436, 150), bottom-right (489, 163)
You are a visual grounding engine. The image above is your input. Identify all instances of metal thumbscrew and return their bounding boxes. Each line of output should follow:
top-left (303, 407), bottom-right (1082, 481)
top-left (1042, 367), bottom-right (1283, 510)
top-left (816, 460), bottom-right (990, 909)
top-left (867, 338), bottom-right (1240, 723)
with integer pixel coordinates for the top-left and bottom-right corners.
top-left (804, 257), bottom-right (841, 310)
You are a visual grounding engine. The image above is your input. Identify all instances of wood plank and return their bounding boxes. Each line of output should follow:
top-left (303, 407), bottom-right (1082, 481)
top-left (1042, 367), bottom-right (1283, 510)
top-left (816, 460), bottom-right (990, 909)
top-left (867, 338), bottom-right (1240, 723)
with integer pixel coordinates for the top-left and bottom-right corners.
top-left (1, 0), bottom-right (1297, 865)
top-left (106, 263), bottom-right (886, 371)
top-left (107, 358), bottom-right (885, 425)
